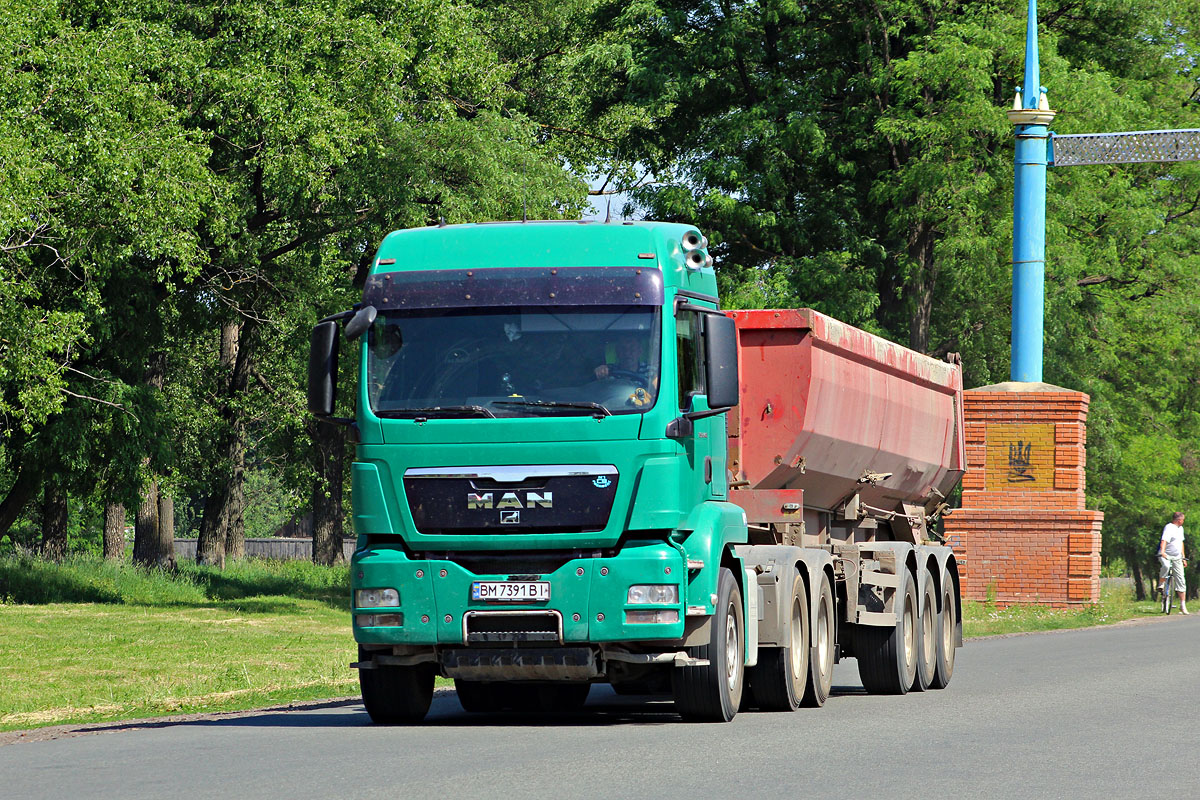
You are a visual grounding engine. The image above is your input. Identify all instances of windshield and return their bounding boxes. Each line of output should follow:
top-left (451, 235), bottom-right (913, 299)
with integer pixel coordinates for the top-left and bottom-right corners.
top-left (366, 306), bottom-right (661, 418)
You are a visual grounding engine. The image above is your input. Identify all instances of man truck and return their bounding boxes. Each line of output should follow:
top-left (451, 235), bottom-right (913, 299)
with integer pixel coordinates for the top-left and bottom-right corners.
top-left (308, 220), bottom-right (964, 723)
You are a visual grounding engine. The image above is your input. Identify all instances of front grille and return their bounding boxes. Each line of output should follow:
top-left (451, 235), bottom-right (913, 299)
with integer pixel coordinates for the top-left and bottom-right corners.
top-left (403, 466), bottom-right (619, 535)
top-left (464, 610), bottom-right (562, 644)
top-left (434, 550), bottom-right (607, 576)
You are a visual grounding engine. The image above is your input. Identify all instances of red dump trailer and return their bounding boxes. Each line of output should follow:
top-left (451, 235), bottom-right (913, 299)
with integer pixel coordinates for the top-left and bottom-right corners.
top-left (725, 308), bottom-right (965, 698)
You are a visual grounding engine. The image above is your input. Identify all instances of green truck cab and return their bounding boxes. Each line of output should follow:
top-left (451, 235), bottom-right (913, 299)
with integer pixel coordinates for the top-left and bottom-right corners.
top-left (309, 221), bottom-right (751, 722)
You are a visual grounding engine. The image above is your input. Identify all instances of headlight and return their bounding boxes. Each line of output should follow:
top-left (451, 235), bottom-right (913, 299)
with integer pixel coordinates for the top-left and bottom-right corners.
top-left (355, 588), bottom-right (400, 608)
top-left (627, 584), bottom-right (679, 604)
top-left (625, 609), bottom-right (680, 624)
top-left (356, 613), bottom-right (403, 627)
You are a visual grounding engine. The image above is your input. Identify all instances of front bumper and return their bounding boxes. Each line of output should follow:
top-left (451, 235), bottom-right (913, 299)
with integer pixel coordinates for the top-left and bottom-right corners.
top-left (351, 540), bottom-right (688, 646)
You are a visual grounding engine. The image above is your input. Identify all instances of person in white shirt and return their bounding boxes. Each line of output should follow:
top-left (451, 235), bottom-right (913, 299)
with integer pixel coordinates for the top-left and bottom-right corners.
top-left (1158, 512), bottom-right (1189, 614)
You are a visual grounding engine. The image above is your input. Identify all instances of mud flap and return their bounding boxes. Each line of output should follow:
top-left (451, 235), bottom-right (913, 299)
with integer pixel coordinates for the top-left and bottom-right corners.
top-left (744, 567), bottom-right (759, 667)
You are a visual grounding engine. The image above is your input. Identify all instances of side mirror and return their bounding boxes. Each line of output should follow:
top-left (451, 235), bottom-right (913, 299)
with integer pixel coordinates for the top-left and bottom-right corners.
top-left (344, 305), bottom-right (377, 341)
top-left (704, 314), bottom-right (739, 409)
top-left (308, 321), bottom-right (340, 416)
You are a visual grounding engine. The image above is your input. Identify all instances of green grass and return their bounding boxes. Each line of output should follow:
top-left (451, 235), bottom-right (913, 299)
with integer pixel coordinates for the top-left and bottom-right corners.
top-left (0, 554), bottom-right (358, 732)
top-left (962, 579), bottom-right (1166, 638)
top-left (0, 556), bottom-right (1176, 732)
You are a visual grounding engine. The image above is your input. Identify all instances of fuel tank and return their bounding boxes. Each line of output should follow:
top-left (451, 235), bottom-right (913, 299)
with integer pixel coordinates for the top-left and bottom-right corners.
top-left (728, 309), bottom-right (964, 514)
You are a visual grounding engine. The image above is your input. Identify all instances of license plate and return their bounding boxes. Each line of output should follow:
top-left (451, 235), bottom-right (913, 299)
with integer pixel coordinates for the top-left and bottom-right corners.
top-left (471, 581), bottom-right (551, 602)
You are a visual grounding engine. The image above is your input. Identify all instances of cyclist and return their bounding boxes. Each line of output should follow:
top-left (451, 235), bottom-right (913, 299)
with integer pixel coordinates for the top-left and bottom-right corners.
top-left (1158, 512), bottom-right (1189, 615)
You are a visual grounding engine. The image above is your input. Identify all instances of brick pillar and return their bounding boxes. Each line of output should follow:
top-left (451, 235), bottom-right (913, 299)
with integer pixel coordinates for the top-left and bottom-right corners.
top-left (943, 383), bottom-right (1103, 607)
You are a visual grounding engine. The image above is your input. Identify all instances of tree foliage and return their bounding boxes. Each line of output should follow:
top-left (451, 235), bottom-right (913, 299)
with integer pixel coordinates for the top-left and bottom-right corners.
top-left (3, 0), bottom-right (1200, 587)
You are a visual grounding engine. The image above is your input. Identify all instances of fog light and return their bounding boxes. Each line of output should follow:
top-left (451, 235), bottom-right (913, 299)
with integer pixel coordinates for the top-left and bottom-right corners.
top-left (355, 588), bottom-right (399, 608)
top-left (625, 609), bottom-right (680, 625)
top-left (356, 613), bottom-right (404, 627)
top-left (627, 584), bottom-right (679, 604)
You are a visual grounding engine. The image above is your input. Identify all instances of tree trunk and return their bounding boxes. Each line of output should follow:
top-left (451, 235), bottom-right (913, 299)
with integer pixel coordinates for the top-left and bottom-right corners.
top-left (158, 492), bottom-right (175, 546)
top-left (40, 483), bottom-right (69, 562)
top-left (310, 418), bottom-right (347, 565)
top-left (223, 421), bottom-right (247, 560)
top-left (907, 221), bottom-right (937, 354)
top-left (133, 477), bottom-right (174, 568)
top-left (103, 502), bottom-right (126, 560)
top-left (1130, 555), bottom-right (1146, 601)
top-left (0, 461), bottom-right (40, 543)
top-left (196, 491), bottom-right (227, 568)
top-left (132, 352), bottom-right (171, 567)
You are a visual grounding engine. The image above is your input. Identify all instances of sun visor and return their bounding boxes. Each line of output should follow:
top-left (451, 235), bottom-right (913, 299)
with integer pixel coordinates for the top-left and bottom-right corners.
top-left (363, 267), bottom-right (664, 310)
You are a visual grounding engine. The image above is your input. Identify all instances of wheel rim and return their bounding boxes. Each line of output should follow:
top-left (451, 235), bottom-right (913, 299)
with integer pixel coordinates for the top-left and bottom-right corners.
top-left (903, 595), bottom-right (915, 667)
top-left (789, 597), bottom-right (804, 680)
top-left (941, 588), bottom-right (954, 657)
top-left (725, 604), bottom-right (740, 694)
top-left (817, 592), bottom-right (831, 675)
top-left (922, 590), bottom-right (935, 667)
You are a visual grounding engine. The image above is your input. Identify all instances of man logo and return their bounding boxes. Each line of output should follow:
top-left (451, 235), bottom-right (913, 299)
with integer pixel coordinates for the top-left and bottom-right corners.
top-left (500, 510), bottom-right (520, 524)
top-left (466, 492), bottom-right (552, 510)
top-left (593, 476), bottom-right (611, 489)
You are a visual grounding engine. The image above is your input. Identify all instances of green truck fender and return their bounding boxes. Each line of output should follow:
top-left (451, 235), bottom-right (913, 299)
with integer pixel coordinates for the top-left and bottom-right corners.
top-left (673, 500), bottom-right (754, 663)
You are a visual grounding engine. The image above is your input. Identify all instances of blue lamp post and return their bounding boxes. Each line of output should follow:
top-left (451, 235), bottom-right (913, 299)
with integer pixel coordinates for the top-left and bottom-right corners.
top-left (1007, 0), bottom-right (1056, 383)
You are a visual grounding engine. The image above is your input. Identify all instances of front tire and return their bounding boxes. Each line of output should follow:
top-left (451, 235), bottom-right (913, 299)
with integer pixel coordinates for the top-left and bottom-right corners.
top-left (672, 567), bottom-right (744, 722)
top-left (359, 646), bottom-right (435, 724)
top-left (856, 572), bottom-right (918, 695)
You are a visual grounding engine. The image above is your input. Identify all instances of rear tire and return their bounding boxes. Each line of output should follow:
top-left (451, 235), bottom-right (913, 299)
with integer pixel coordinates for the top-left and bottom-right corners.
top-left (747, 575), bottom-right (808, 711)
top-left (802, 572), bottom-right (835, 707)
top-left (359, 646), bottom-right (435, 724)
top-left (454, 680), bottom-right (506, 712)
top-left (1164, 574), bottom-right (1175, 614)
top-left (856, 572), bottom-right (918, 695)
top-left (672, 567), bottom-right (744, 722)
top-left (931, 570), bottom-right (957, 690)
top-left (911, 571), bottom-right (937, 692)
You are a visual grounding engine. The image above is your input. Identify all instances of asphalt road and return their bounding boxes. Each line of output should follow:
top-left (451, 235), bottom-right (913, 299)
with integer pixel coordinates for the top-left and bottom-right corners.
top-left (3, 616), bottom-right (1198, 799)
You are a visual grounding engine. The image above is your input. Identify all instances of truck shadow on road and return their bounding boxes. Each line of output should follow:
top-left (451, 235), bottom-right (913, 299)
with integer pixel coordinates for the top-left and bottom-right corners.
top-left (58, 685), bottom-right (874, 740)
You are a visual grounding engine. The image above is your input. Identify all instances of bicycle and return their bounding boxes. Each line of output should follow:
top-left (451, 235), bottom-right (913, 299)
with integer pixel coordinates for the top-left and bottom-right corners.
top-left (1161, 568), bottom-right (1176, 614)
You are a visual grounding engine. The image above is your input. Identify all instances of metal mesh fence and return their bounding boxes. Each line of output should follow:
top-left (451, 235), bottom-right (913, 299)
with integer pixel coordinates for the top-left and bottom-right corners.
top-left (1050, 129), bottom-right (1200, 167)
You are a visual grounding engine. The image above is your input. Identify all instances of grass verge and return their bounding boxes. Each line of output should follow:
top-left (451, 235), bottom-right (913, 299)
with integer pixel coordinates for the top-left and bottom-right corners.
top-left (0, 554), bottom-right (357, 732)
top-left (0, 557), bottom-right (1178, 732)
top-left (962, 579), bottom-right (1169, 637)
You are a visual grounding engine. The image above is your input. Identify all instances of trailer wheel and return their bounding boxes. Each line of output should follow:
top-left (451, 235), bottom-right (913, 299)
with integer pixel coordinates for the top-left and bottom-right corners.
top-left (672, 567), bottom-right (744, 722)
top-left (931, 569), bottom-right (957, 689)
top-left (856, 572), bottom-right (918, 695)
top-left (359, 646), bottom-right (435, 724)
top-left (747, 575), bottom-right (808, 711)
top-left (802, 572), bottom-right (835, 707)
top-left (454, 680), bottom-right (506, 712)
top-left (911, 571), bottom-right (937, 692)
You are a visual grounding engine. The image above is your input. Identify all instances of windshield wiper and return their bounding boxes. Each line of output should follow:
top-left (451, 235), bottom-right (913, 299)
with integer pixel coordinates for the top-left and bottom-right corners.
top-left (492, 399), bottom-right (612, 417)
top-left (376, 405), bottom-right (496, 419)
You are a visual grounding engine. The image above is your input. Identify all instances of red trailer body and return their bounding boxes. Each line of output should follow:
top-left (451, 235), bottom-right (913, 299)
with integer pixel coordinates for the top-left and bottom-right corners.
top-left (727, 308), bottom-right (965, 526)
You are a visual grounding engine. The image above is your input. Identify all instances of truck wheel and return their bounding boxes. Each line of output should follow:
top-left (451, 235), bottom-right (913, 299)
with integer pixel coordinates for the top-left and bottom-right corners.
top-left (856, 572), bottom-right (918, 695)
top-left (747, 575), bottom-right (808, 711)
top-left (537, 682), bottom-right (591, 711)
top-left (359, 646), bottom-right (435, 724)
top-left (931, 569), bottom-right (957, 689)
top-left (672, 567), bottom-right (744, 722)
top-left (911, 571), bottom-right (937, 692)
top-left (802, 572), bottom-right (835, 707)
top-left (454, 680), bottom-right (506, 712)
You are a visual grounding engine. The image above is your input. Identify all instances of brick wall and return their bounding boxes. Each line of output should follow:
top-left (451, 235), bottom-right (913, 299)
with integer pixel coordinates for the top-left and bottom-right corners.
top-left (943, 387), bottom-right (1104, 607)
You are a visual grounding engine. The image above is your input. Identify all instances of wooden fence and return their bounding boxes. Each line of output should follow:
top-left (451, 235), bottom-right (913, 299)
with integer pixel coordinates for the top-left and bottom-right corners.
top-left (173, 537), bottom-right (356, 561)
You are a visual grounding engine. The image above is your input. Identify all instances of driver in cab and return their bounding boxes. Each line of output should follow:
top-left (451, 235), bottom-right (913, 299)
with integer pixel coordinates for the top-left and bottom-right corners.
top-left (594, 332), bottom-right (650, 384)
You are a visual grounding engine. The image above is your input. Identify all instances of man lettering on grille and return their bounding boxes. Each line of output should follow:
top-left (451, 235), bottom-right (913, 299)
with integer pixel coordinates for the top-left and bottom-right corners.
top-left (1158, 512), bottom-right (1189, 614)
